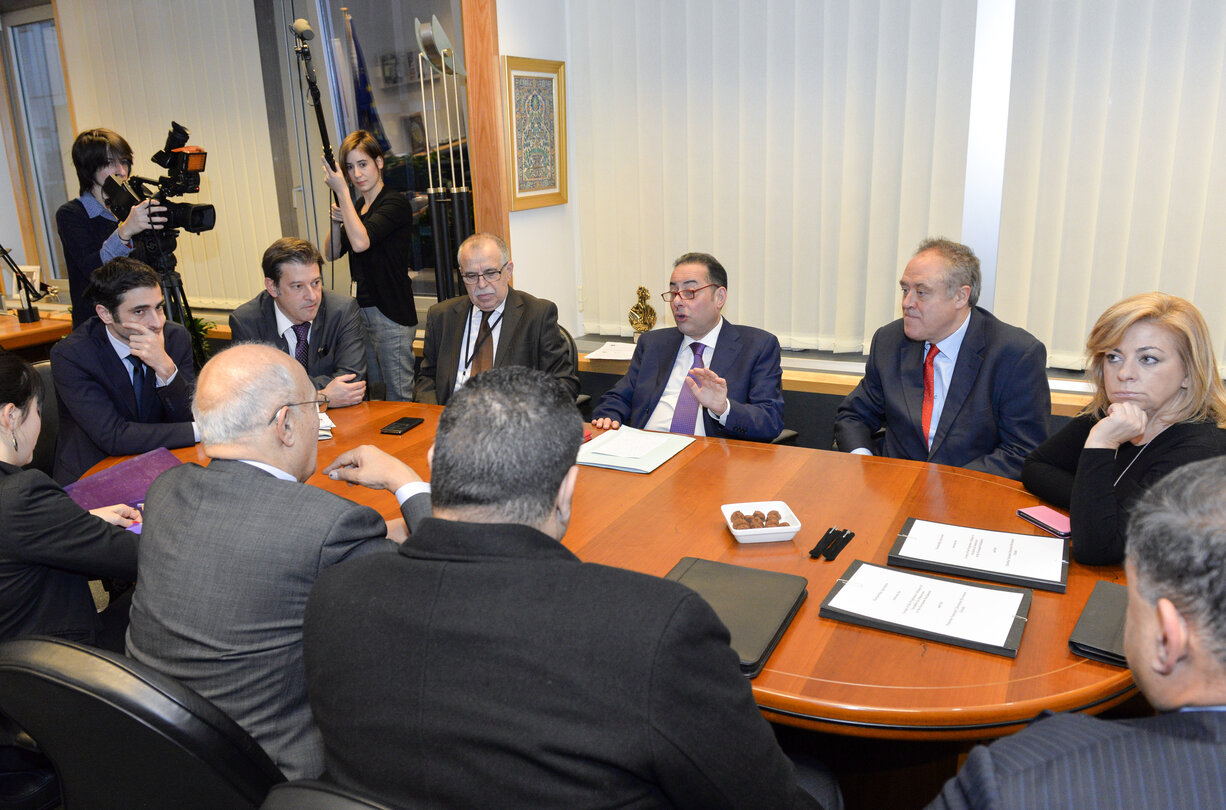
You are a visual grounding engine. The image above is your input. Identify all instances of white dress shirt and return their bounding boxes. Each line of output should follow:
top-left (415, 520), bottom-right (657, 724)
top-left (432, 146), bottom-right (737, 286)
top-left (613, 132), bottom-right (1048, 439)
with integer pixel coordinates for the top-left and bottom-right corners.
top-left (644, 319), bottom-right (732, 435)
top-left (452, 300), bottom-right (507, 393)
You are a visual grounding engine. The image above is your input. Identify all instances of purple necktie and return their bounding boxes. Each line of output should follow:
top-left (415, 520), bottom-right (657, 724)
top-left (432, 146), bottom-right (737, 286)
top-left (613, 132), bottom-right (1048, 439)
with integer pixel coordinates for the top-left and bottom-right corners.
top-left (668, 342), bottom-right (706, 434)
top-left (129, 357), bottom-right (147, 419)
top-left (292, 322), bottom-right (310, 368)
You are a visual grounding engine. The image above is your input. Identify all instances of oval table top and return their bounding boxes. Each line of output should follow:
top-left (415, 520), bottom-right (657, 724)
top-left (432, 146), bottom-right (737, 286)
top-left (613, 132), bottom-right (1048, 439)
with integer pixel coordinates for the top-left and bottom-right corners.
top-left (92, 400), bottom-right (1134, 741)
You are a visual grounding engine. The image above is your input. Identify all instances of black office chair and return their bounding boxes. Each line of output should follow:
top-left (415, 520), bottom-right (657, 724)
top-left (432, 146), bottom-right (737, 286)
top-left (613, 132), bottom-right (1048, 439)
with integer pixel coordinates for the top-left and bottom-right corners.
top-left (0, 636), bottom-right (285, 810)
top-left (557, 325), bottom-right (592, 411)
top-left (262, 780), bottom-right (399, 809)
top-left (25, 361), bottom-right (57, 477)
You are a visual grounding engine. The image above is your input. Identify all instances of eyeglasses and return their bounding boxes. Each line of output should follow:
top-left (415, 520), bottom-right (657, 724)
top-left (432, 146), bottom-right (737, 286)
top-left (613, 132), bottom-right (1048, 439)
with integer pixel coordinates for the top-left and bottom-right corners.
top-left (660, 284), bottom-right (718, 302)
top-left (460, 263), bottom-right (508, 285)
top-left (267, 395), bottom-right (329, 424)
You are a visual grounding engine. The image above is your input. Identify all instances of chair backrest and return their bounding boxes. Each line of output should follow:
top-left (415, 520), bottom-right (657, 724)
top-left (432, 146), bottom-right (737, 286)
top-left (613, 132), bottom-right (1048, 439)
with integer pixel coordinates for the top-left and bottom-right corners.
top-left (0, 636), bottom-right (285, 810)
top-left (557, 325), bottom-right (592, 409)
top-left (262, 779), bottom-right (399, 810)
top-left (27, 361), bottom-right (57, 476)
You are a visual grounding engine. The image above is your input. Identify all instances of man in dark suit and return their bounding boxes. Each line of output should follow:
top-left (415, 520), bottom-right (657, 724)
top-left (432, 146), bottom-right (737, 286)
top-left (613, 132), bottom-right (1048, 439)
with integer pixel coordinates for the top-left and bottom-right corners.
top-left (834, 238), bottom-right (1048, 479)
top-left (304, 368), bottom-right (835, 809)
top-left (414, 232), bottom-right (578, 405)
top-left (929, 456), bottom-right (1226, 808)
top-left (229, 237), bottom-right (367, 407)
top-left (125, 343), bottom-right (430, 780)
top-left (590, 252), bottom-right (785, 442)
top-left (50, 257), bottom-right (197, 484)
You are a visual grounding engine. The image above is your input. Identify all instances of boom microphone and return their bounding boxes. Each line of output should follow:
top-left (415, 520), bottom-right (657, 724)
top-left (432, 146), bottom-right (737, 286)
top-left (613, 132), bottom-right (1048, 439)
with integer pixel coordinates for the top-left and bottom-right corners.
top-left (290, 18), bottom-right (314, 41)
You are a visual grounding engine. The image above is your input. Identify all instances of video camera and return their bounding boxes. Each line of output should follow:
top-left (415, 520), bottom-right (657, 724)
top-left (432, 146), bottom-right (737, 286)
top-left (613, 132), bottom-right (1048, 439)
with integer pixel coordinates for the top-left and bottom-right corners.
top-left (103, 121), bottom-right (216, 234)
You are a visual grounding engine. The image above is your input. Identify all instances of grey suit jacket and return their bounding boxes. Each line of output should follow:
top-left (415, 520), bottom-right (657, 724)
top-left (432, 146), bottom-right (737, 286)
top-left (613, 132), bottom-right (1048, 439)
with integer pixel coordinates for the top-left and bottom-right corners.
top-left (413, 288), bottom-right (579, 405)
top-left (229, 290), bottom-right (368, 391)
top-left (928, 709), bottom-right (1226, 809)
top-left (125, 458), bottom-right (430, 780)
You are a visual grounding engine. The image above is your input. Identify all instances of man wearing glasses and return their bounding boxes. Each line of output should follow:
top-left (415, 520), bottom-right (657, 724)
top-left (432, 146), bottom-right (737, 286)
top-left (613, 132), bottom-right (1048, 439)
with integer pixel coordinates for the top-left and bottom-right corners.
top-left (126, 343), bottom-right (430, 780)
top-left (413, 232), bottom-right (579, 405)
top-left (591, 252), bottom-right (785, 441)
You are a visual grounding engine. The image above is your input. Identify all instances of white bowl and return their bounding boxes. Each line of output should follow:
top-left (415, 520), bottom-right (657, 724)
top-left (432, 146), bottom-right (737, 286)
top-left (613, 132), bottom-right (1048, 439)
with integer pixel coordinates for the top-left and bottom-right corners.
top-left (721, 501), bottom-right (802, 544)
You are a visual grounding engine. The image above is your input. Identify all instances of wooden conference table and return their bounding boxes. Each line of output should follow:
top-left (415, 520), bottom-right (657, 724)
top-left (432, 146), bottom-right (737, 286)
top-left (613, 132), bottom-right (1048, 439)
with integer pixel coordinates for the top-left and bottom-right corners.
top-left (94, 400), bottom-right (1134, 742)
top-left (0, 312), bottom-right (71, 351)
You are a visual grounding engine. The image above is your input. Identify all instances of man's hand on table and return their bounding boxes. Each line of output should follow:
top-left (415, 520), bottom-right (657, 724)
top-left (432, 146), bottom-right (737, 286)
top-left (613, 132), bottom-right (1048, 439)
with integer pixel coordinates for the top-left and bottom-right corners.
top-left (323, 445), bottom-right (422, 493)
top-left (591, 417), bottom-right (621, 430)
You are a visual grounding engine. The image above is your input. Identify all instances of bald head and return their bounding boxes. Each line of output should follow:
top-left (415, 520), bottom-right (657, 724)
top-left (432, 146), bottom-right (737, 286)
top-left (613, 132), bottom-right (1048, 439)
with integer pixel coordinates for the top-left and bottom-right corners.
top-left (194, 343), bottom-right (308, 447)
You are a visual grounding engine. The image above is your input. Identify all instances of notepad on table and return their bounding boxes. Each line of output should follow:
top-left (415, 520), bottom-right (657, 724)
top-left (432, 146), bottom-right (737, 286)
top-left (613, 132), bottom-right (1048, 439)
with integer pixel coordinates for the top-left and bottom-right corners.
top-left (887, 517), bottom-right (1069, 593)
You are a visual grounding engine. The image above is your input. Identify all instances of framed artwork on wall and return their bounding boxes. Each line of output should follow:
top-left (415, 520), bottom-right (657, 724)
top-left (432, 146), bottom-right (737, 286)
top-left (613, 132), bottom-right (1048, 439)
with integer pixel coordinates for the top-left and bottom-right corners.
top-left (501, 56), bottom-right (567, 210)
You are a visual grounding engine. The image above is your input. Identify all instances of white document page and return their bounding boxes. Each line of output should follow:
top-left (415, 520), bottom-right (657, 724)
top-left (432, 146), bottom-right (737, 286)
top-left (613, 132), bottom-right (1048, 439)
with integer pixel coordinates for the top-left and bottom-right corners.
top-left (828, 564), bottom-right (1023, 648)
top-left (585, 341), bottom-right (637, 360)
top-left (899, 520), bottom-right (1064, 583)
top-left (588, 427), bottom-right (671, 459)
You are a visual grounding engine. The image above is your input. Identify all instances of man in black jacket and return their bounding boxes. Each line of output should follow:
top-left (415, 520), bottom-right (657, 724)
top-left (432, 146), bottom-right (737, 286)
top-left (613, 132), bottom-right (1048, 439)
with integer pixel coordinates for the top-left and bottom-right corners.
top-left (305, 368), bottom-right (835, 809)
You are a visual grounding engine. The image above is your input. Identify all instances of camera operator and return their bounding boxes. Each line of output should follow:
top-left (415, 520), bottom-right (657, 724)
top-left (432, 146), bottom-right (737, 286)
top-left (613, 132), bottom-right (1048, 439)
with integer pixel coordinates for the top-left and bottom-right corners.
top-left (56, 129), bottom-right (166, 328)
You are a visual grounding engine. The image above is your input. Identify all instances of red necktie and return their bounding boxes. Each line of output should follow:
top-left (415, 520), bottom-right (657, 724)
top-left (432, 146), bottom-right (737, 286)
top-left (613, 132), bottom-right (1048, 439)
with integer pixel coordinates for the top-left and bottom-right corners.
top-left (921, 343), bottom-right (939, 449)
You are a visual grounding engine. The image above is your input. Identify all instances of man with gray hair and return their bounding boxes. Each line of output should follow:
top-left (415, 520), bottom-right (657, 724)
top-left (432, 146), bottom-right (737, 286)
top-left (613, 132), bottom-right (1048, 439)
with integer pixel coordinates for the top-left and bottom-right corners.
top-left (929, 455), bottom-right (1226, 807)
top-left (125, 343), bottom-right (429, 780)
top-left (834, 237), bottom-right (1049, 479)
top-left (413, 232), bottom-right (578, 405)
top-left (304, 368), bottom-right (835, 808)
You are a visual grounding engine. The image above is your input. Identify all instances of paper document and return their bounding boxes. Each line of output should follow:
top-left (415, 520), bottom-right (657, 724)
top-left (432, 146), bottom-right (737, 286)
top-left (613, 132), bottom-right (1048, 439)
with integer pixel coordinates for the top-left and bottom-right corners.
top-left (584, 341), bottom-right (637, 360)
top-left (827, 563), bottom-right (1024, 648)
top-left (577, 426), bottom-right (693, 474)
top-left (588, 428), bottom-right (672, 458)
top-left (318, 412), bottom-right (336, 440)
top-left (897, 519), bottom-right (1065, 584)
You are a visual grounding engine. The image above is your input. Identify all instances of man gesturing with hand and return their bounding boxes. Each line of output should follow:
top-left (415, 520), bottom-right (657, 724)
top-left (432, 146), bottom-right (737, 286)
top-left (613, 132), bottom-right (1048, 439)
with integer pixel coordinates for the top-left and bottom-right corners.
top-left (50, 257), bottom-right (199, 483)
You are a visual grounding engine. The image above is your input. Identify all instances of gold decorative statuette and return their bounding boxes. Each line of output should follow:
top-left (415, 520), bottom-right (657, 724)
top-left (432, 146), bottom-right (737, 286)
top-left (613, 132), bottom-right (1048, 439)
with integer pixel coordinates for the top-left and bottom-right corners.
top-left (628, 286), bottom-right (657, 342)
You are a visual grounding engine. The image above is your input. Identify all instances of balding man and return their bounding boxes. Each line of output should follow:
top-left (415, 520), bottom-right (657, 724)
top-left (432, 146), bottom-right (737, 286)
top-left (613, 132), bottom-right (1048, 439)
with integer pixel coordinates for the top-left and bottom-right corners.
top-left (929, 456), bottom-right (1226, 808)
top-left (125, 344), bottom-right (429, 779)
top-left (413, 232), bottom-right (578, 406)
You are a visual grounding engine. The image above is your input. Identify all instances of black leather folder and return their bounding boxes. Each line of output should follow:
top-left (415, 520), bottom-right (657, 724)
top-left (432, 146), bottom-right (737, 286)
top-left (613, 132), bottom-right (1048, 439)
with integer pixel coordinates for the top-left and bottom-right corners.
top-left (665, 557), bottom-right (807, 678)
top-left (1068, 581), bottom-right (1128, 667)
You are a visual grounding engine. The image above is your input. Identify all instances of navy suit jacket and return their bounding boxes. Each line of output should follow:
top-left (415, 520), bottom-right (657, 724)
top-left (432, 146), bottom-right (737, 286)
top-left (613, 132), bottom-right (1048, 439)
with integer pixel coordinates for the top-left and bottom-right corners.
top-left (591, 321), bottom-right (784, 442)
top-left (228, 290), bottom-right (368, 391)
top-left (834, 307), bottom-right (1049, 479)
top-left (50, 317), bottom-right (196, 484)
top-left (928, 709), bottom-right (1226, 809)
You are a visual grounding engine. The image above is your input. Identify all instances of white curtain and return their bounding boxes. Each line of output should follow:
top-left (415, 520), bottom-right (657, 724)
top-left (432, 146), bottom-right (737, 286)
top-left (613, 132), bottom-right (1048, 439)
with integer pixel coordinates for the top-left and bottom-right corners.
top-left (994, 0), bottom-right (1226, 370)
top-left (56, 0), bottom-right (284, 310)
top-left (568, 0), bottom-right (978, 349)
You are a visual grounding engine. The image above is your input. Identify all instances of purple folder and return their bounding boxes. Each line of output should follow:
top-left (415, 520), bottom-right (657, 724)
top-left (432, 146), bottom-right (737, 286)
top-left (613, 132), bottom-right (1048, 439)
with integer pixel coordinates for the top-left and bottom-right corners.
top-left (64, 447), bottom-right (183, 512)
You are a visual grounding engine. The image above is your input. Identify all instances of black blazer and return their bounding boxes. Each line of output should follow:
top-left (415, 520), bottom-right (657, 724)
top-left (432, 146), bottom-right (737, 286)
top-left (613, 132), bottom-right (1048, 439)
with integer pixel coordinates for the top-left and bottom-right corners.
top-left (50, 317), bottom-right (196, 484)
top-left (228, 290), bottom-right (368, 391)
top-left (304, 518), bottom-right (819, 809)
top-left (0, 461), bottom-right (137, 644)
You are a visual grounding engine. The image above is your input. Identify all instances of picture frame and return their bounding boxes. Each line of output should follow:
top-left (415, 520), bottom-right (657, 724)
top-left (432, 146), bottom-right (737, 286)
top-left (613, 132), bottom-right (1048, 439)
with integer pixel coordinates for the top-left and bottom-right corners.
top-left (501, 56), bottom-right (567, 210)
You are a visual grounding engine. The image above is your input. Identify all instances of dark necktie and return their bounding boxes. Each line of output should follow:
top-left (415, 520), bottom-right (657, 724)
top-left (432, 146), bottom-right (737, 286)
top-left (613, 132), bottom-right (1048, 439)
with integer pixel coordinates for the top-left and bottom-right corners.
top-left (471, 310), bottom-right (493, 377)
top-left (921, 343), bottom-right (940, 449)
top-left (129, 356), bottom-right (147, 419)
top-left (668, 342), bottom-right (706, 434)
top-left (292, 322), bottom-right (311, 368)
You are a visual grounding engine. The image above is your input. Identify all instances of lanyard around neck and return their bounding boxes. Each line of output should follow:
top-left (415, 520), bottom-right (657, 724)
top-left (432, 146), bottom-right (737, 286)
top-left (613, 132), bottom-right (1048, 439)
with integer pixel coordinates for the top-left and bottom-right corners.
top-left (462, 304), bottom-right (504, 372)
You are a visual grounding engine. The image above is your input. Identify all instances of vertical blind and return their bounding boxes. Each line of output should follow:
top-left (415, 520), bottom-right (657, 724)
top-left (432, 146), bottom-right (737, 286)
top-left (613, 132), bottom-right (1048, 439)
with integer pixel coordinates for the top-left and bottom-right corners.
top-left (56, 0), bottom-right (284, 311)
top-left (568, 0), bottom-right (978, 348)
top-left (994, 0), bottom-right (1226, 370)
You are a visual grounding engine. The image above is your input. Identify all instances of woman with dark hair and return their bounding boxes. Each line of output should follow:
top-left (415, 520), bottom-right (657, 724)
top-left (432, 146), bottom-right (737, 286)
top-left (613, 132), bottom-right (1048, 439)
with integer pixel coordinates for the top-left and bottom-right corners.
top-left (1023, 292), bottom-right (1226, 565)
top-left (55, 128), bottom-right (165, 327)
top-left (0, 351), bottom-right (140, 650)
top-left (322, 130), bottom-right (417, 401)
